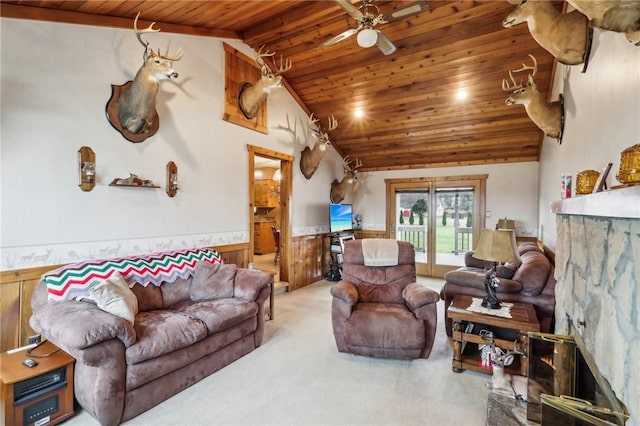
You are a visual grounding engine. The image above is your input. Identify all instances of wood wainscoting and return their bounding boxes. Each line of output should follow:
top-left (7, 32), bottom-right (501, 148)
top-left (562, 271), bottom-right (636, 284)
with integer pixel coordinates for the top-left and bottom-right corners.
top-left (290, 235), bottom-right (324, 292)
top-left (353, 230), bottom-right (386, 239)
top-left (289, 230), bottom-right (388, 292)
top-left (0, 243), bottom-right (249, 352)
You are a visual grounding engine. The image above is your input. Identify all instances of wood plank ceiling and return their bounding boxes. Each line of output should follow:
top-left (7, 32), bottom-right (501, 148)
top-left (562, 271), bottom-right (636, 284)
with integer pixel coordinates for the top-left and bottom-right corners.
top-left (1, 0), bottom-right (561, 171)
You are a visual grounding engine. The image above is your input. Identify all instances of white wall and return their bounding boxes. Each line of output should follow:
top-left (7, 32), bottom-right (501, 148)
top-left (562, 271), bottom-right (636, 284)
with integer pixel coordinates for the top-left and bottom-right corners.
top-left (0, 18), bottom-right (340, 270)
top-left (538, 30), bottom-right (640, 249)
top-left (352, 162), bottom-right (540, 236)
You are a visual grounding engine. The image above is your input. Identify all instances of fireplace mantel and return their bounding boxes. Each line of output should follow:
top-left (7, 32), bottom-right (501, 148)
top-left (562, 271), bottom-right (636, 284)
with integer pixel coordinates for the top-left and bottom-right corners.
top-left (550, 185), bottom-right (640, 219)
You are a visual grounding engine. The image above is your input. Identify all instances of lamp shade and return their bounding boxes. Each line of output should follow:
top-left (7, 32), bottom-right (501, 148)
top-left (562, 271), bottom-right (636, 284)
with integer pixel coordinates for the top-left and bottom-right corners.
top-left (357, 28), bottom-right (378, 48)
top-left (473, 229), bottom-right (520, 264)
top-left (496, 218), bottom-right (516, 230)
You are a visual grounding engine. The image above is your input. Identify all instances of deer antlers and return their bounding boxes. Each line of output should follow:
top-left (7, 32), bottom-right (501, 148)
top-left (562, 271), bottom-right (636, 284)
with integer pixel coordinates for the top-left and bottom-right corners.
top-left (343, 155), bottom-right (363, 175)
top-left (309, 113), bottom-right (338, 143)
top-left (255, 45), bottom-right (292, 76)
top-left (502, 54), bottom-right (537, 91)
top-left (133, 12), bottom-right (183, 61)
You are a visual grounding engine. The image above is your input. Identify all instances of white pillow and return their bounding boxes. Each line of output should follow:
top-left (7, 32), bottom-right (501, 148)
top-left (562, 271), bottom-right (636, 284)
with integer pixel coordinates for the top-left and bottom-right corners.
top-left (89, 272), bottom-right (138, 324)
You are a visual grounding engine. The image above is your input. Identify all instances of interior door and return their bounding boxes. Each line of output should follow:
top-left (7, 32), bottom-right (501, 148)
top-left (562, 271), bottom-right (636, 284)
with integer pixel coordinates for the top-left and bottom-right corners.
top-left (248, 145), bottom-right (293, 284)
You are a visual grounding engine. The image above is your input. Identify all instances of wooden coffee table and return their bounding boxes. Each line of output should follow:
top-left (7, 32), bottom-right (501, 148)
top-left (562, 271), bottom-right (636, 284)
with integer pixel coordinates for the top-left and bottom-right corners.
top-left (447, 295), bottom-right (540, 376)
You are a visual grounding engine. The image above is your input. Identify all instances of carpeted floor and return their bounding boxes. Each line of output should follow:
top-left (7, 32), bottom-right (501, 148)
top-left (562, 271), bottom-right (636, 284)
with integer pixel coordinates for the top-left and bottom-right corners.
top-left (64, 277), bottom-right (491, 426)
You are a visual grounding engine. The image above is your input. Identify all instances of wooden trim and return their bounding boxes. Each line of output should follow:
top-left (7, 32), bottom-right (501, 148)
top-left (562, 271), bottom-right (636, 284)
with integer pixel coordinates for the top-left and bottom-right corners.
top-left (0, 243), bottom-right (249, 351)
top-left (0, 264), bottom-right (65, 284)
top-left (385, 174), bottom-right (489, 185)
top-left (0, 4), bottom-right (240, 39)
top-left (223, 43), bottom-right (269, 134)
top-left (247, 145), bottom-right (293, 285)
top-left (0, 243), bottom-right (248, 286)
top-left (386, 174), bottom-right (488, 277)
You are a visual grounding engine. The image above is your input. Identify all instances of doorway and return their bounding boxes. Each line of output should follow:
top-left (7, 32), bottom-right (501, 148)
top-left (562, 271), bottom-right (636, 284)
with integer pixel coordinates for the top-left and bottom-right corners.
top-left (386, 175), bottom-right (487, 278)
top-left (247, 145), bottom-right (293, 287)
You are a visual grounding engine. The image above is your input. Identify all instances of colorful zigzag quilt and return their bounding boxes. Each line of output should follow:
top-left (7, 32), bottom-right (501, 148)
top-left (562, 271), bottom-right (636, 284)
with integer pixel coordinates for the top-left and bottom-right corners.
top-left (43, 248), bottom-right (222, 301)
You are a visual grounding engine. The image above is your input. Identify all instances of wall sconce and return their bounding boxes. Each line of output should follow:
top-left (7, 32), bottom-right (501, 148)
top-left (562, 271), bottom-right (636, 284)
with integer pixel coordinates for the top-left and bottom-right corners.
top-left (166, 161), bottom-right (178, 197)
top-left (78, 146), bottom-right (96, 192)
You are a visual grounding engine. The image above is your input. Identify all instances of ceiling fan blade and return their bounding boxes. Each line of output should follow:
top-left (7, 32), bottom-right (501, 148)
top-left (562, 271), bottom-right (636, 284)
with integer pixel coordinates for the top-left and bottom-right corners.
top-left (335, 0), bottom-right (364, 20)
top-left (381, 1), bottom-right (429, 23)
top-left (375, 30), bottom-right (396, 55)
top-left (323, 28), bottom-right (359, 47)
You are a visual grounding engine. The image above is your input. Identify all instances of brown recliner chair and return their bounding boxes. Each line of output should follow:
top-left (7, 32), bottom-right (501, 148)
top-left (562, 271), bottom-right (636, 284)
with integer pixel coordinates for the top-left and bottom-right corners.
top-left (330, 239), bottom-right (439, 359)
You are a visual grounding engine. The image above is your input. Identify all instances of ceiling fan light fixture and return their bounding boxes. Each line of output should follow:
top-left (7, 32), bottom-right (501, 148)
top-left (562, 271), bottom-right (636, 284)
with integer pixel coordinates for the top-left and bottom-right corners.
top-left (357, 28), bottom-right (378, 48)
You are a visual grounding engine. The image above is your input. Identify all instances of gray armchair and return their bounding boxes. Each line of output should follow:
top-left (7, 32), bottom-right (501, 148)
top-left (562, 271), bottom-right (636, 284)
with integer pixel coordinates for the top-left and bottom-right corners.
top-left (330, 239), bottom-right (439, 359)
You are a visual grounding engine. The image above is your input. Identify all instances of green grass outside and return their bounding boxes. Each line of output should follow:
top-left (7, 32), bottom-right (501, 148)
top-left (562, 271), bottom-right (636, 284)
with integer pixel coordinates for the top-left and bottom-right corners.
top-left (398, 221), bottom-right (473, 253)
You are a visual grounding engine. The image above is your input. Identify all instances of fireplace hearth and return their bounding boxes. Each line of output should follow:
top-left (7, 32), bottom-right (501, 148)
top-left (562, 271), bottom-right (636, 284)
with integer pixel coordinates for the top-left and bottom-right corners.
top-left (551, 186), bottom-right (639, 426)
top-left (527, 323), bottom-right (629, 425)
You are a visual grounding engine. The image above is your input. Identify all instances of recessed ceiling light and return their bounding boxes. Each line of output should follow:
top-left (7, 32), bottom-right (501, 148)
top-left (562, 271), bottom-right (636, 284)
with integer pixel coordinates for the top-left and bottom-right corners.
top-left (456, 89), bottom-right (468, 101)
top-left (354, 108), bottom-right (365, 118)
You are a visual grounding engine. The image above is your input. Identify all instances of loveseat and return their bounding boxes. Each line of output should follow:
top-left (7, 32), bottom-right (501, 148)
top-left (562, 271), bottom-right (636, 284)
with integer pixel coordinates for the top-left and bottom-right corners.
top-left (30, 248), bottom-right (272, 426)
top-left (440, 242), bottom-right (556, 336)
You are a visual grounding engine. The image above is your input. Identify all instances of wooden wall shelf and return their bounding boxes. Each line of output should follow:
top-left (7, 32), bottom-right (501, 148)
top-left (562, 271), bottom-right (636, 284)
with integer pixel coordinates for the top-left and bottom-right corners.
top-left (109, 182), bottom-right (159, 188)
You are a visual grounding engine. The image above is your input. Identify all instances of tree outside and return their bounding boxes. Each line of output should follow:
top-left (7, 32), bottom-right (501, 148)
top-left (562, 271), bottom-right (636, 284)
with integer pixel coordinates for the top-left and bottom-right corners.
top-left (396, 190), bottom-right (474, 254)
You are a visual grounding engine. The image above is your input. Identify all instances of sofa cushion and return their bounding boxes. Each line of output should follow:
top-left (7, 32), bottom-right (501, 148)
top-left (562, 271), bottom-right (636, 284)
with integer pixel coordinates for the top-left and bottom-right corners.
top-left (89, 272), bottom-right (138, 324)
top-left (191, 262), bottom-right (237, 301)
top-left (160, 277), bottom-right (192, 307)
top-left (518, 242), bottom-right (543, 255)
top-left (171, 299), bottom-right (258, 334)
top-left (126, 310), bottom-right (208, 364)
top-left (512, 251), bottom-right (552, 296)
top-left (130, 284), bottom-right (163, 312)
top-left (496, 262), bottom-right (518, 279)
top-left (345, 303), bottom-right (425, 349)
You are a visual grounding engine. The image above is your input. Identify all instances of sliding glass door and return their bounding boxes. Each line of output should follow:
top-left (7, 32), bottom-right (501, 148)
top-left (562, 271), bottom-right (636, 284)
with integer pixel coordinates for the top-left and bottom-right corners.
top-left (386, 175), bottom-right (486, 277)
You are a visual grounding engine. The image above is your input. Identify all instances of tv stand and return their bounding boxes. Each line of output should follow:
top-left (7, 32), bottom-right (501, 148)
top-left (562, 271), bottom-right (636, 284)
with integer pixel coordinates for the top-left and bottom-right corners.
top-left (325, 233), bottom-right (355, 282)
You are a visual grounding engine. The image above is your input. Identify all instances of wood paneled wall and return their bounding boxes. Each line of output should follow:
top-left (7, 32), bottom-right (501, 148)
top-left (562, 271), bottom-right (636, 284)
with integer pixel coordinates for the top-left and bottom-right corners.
top-left (353, 230), bottom-right (386, 239)
top-left (289, 231), bottom-right (387, 292)
top-left (290, 235), bottom-right (324, 292)
top-left (0, 243), bottom-right (249, 352)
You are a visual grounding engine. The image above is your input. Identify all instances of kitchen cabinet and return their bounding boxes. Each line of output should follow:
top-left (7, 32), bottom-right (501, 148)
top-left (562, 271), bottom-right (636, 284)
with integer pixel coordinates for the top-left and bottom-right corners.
top-left (254, 180), bottom-right (279, 207)
top-left (254, 221), bottom-right (276, 254)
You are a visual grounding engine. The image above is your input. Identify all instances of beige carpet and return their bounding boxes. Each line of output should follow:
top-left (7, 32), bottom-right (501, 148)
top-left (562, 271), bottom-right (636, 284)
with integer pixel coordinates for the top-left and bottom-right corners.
top-left (65, 277), bottom-right (491, 426)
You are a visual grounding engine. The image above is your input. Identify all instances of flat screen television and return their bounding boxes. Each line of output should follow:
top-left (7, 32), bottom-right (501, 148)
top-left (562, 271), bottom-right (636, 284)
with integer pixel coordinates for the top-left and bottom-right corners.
top-left (329, 203), bottom-right (353, 234)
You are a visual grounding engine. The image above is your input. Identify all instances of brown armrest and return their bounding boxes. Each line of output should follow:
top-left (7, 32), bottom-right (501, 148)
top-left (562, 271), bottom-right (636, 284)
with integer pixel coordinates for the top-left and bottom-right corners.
top-left (403, 283), bottom-right (439, 311)
top-left (30, 299), bottom-right (137, 354)
top-left (330, 281), bottom-right (358, 306)
top-left (465, 251), bottom-right (488, 269)
top-left (234, 268), bottom-right (272, 301)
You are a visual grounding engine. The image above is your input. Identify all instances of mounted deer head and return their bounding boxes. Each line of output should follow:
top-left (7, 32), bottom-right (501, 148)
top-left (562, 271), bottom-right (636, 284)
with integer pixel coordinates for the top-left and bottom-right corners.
top-left (568, 1), bottom-right (640, 46)
top-left (330, 156), bottom-right (362, 204)
top-left (503, 0), bottom-right (591, 66)
top-left (300, 113), bottom-right (338, 179)
top-left (116, 12), bottom-right (182, 136)
top-left (238, 46), bottom-right (292, 119)
top-left (502, 54), bottom-right (565, 142)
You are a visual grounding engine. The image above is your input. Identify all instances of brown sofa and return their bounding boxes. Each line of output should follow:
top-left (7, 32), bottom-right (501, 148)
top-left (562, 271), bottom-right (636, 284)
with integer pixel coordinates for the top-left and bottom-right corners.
top-left (30, 252), bottom-right (272, 426)
top-left (440, 242), bottom-right (556, 336)
top-left (330, 239), bottom-right (439, 359)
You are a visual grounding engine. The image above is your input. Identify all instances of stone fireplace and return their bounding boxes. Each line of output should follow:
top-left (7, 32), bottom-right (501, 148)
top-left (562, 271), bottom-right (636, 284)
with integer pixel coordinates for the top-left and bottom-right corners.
top-left (551, 186), bottom-right (639, 425)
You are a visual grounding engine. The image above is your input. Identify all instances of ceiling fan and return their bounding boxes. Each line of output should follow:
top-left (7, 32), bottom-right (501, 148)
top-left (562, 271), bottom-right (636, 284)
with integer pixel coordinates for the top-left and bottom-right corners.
top-left (323, 0), bottom-right (429, 55)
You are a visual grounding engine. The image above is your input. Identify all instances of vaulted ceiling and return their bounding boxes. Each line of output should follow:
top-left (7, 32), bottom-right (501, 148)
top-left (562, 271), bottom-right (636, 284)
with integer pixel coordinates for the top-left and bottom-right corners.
top-left (1, 0), bottom-right (561, 171)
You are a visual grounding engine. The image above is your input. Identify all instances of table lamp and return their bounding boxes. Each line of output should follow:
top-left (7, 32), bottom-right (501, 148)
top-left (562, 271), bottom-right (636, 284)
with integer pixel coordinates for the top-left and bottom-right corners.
top-left (473, 229), bottom-right (520, 309)
top-left (496, 217), bottom-right (516, 231)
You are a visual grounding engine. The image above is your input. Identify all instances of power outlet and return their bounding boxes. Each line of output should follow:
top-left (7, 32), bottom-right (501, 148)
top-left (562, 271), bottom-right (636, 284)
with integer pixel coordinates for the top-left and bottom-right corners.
top-left (27, 334), bottom-right (41, 345)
